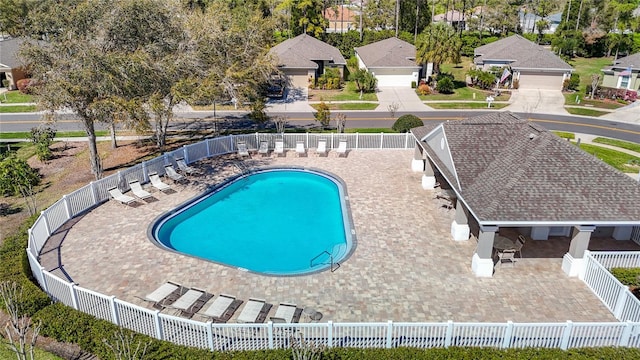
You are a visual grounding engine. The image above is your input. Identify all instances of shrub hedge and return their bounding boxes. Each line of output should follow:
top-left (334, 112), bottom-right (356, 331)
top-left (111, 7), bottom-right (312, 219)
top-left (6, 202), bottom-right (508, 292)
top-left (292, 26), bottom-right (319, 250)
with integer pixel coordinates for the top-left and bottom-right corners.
top-left (3, 207), bottom-right (640, 359)
top-left (392, 114), bottom-right (424, 133)
top-left (611, 268), bottom-right (640, 287)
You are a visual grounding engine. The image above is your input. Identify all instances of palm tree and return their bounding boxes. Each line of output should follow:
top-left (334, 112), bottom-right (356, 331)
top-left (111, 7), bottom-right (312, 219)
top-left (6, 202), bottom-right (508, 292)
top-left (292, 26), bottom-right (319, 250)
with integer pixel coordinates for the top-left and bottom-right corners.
top-left (416, 23), bottom-right (462, 76)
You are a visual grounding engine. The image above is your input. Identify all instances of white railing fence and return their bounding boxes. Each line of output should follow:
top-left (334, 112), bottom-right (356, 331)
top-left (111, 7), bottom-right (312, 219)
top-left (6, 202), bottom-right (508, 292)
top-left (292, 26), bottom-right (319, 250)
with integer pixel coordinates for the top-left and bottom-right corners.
top-left (582, 251), bottom-right (640, 322)
top-left (24, 134), bottom-right (640, 351)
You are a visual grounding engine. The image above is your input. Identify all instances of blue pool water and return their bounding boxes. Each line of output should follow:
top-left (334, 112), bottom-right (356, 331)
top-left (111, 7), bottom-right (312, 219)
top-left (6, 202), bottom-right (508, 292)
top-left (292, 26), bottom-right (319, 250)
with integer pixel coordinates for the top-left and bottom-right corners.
top-left (151, 169), bottom-right (352, 275)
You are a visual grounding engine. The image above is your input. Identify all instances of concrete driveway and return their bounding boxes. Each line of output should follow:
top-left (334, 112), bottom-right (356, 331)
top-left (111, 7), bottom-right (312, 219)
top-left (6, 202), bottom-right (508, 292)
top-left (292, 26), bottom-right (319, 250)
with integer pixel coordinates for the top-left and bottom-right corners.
top-left (376, 86), bottom-right (432, 112)
top-left (505, 89), bottom-right (567, 115)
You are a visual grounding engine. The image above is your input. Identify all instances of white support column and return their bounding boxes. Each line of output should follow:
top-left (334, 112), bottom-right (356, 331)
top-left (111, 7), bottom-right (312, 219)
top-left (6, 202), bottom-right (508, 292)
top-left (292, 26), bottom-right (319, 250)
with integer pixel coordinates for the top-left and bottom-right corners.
top-left (530, 226), bottom-right (550, 240)
top-left (154, 309), bottom-right (163, 340)
top-left (562, 225), bottom-right (595, 277)
top-left (613, 226), bottom-right (633, 240)
top-left (327, 321), bottom-right (333, 347)
top-left (422, 160), bottom-right (436, 189)
top-left (411, 144), bottom-right (424, 172)
top-left (472, 225), bottom-right (497, 277)
top-left (451, 203), bottom-right (470, 241)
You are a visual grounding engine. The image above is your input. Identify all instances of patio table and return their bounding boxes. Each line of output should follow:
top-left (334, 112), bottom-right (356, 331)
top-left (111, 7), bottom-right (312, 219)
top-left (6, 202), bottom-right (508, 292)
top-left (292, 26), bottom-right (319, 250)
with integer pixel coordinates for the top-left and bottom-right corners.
top-left (493, 235), bottom-right (517, 251)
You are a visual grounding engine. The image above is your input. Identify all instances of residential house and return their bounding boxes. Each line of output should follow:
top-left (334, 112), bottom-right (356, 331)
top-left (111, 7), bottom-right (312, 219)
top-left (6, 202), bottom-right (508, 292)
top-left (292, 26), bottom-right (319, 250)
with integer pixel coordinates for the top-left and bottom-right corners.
top-left (411, 112), bottom-right (640, 278)
top-left (601, 53), bottom-right (639, 91)
top-left (268, 34), bottom-right (346, 90)
top-left (0, 37), bottom-right (27, 90)
top-left (323, 5), bottom-right (358, 33)
top-left (518, 11), bottom-right (562, 34)
top-left (473, 35), bottom-right (573, 90)
top-left (354, 37), bottom-right (423, 87)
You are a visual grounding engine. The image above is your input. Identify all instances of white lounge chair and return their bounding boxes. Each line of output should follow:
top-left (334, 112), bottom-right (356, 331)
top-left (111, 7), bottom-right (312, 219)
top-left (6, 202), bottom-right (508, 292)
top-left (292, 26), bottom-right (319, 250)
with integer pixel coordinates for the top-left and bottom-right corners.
top-left (295, 140), bottom-right (306, 157)
top-left (175, 157), bottom-right (198, 175)
top-left (140, 281), bottom-right (187, 310)
top-left (237, 298), bottom-right (271, 323)
top-left (149, 172), bottom-right (172, 193)
top-left (336, 139), bottom-right (348, 157)
top-left (237, 141), bottom-right (250, 158)
top-left (128, 180), bottom-right (153, 201)
top-left (274, 139), bottom-right (284, 157)
top-left (200, 294), bottom-right (242, 323)
top-left (108, 187), bottom-right (137, 206)
top-left (169, 288), bottom-right (213, 318)
top-left (315, 139), bottom-right (327, 157)
top-left (258, 141), bottom-right (269, 157)
top-left (271, 303), bottom-right (300, 323)
top-left (164, 165), bottom-right (186, 183)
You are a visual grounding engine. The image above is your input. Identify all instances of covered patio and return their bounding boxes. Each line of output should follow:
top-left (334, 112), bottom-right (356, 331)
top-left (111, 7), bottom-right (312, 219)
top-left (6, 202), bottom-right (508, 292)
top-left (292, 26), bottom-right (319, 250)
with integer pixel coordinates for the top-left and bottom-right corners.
top-left (411, 112), bottom-right (640, 277)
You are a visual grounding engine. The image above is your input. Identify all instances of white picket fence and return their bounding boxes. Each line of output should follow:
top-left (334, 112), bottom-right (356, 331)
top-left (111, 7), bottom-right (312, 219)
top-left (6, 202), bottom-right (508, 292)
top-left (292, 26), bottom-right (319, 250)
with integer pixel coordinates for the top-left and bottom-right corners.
top-left (25, 133), bottom-right (640, 351)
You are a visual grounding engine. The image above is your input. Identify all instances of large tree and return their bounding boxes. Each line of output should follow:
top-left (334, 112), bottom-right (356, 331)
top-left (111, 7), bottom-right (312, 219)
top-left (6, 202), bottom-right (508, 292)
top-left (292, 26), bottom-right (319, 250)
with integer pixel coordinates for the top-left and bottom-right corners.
top-left (276, 0), bottom-right (327, 37)
top-left (19, 0), bottom-right (187, 178)
top-left (416, 23), bottom-right (462, 76)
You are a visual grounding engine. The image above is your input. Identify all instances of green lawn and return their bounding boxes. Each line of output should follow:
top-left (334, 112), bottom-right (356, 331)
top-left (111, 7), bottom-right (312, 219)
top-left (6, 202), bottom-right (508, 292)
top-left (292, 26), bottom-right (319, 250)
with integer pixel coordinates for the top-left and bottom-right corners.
top-left (578, 143), bottom-right (640, 173)
top-left (309, 81), bottom-right (378, 101)
top-left (563, 93), bottom-right (625, 109)
top-left (427, 102), bottom-right (509, 110)
top-left (0, 90), bottom-right (35, 103)
top-left (567, 57), bottom-right (612, 93)
top-left (420, 87), bottom-right (511, 101)
top-left (565, 107), bottom-right (610, 117)
top-left (592, 137), bottom-right (640, 153)
top-left (0, 105), bottom-right (37, 112)
top-left (440, 56), bottom-right (473, 80)
top-left (311, 102), bottom-right (378, 110)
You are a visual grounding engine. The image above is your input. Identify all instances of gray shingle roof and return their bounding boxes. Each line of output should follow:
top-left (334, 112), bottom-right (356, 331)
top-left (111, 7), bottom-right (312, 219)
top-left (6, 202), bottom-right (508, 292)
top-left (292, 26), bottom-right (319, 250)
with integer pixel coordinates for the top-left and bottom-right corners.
top-left (474, 35), bottom-right (573, 71)
top-left (0, 37), bottom-right (24, 69)
top-left (268, 34), bottom-right (346, 70)
top-left (604, 53), bottom-right (640, 71)
top-left (413, 112), bottom-right (640, 225)
top-left (355, 37), bottom-right (419, 68)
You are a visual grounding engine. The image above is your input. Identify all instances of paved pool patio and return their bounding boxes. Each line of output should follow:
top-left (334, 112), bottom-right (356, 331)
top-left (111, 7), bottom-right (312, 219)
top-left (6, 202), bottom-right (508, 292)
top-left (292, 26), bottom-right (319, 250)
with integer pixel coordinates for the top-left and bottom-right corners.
top-left (40, 150), bottom-right (639, 324)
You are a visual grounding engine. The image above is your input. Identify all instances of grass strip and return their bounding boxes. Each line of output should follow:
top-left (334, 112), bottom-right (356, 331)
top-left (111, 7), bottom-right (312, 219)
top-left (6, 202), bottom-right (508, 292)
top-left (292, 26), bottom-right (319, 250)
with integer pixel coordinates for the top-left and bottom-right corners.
top-left (427, 102), bottom-right (509, 109)
top-left (578, 143), bottom-right (640, 172)
top-left (0, 105), bottom-right (37, 112)
top-left (552, 131), bottom-right (575, 140)
top-left (565, 107), bottom-right (609, 117)
top-left (592, 137), bottom-right (640, 153)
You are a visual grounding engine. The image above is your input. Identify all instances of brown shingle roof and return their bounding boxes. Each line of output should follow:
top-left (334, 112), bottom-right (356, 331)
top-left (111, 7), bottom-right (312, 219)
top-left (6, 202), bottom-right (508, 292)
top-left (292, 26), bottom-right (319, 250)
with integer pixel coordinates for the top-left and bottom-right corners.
top-left (413, 112), bottom-right (640, 225)
top-left (355, 37), bottom-right (419, 68)
top-left (0, 37), bottom-right (24, 69)
top-left (474, 35), bottom-right (573, 71)
top-left (604, 52), bottom-right (640, 71)
top-left (268, 34), bottom-right (346, 70)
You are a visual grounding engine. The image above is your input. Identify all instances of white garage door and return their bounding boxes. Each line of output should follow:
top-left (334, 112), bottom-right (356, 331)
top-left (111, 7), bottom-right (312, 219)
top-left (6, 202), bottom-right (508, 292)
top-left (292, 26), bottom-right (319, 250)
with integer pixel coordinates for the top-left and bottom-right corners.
top-left (376, 75), bottom-right (415, 87)
top-left (518, 72), bottom-right (564, 90)
top-left (285, 69), bottom-right (309, 89)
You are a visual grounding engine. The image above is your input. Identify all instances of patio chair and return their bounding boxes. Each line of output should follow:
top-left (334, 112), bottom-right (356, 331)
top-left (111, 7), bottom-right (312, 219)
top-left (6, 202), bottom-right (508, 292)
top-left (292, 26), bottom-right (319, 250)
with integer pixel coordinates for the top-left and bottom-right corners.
top-left (148, 172), bottom-right (172, 193)
top-left (295, 140), bottom-right (306, 157)
top-left (315, 139), bottom-right (327, 157)
top-left (274, 139), bottom-right (285, 157)
top-left (336, 139), bottom-right (348, 157)
top-left (139, 281), bottom-right (188, 310)
top-left (108, 187), bottom-right (137, 206)
top-left (175, 157), bottom-right (199, 175)
top-left (199, 294), bottom-right (243, 323)
top-left (237, 298), bottom-right (272, 323)
top-left (237, 141), bottom-right (250, 158)
top-left (499, 249), bottom-right (517, 267)
top-left (128, 180), bottom-right (153, 201)
top-left (258, 141), bottom-right (269, 157)
top-left (514, 235), bottom-right (526, 258)
top-left (164, 165), bottom-right (187, 183)
top-left (170, 288), bottom-right (213, 318)
top-left (272, 302), bottom-right (302, 323)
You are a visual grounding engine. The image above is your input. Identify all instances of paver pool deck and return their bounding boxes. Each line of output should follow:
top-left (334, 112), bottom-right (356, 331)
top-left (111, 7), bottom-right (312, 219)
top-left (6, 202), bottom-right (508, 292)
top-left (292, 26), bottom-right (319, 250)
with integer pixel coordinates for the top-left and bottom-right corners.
top-left (41, 149), bottom-right (639, 324)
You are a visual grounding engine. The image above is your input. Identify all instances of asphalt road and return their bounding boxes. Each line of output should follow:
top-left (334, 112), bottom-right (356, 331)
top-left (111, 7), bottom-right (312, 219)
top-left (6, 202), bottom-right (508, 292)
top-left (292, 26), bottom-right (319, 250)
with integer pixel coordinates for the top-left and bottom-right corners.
top-left (1, 110), bottom-right (639, 143)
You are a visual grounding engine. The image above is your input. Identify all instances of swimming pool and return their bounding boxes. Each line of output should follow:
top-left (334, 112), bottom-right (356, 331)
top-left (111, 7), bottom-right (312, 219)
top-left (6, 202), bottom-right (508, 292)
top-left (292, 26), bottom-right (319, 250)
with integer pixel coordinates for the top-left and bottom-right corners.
top-left (150, 168), bottom-right (354, 276)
